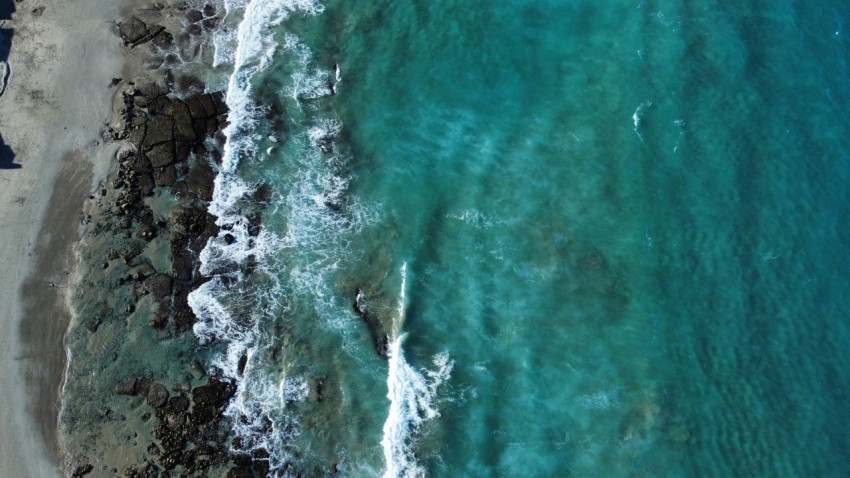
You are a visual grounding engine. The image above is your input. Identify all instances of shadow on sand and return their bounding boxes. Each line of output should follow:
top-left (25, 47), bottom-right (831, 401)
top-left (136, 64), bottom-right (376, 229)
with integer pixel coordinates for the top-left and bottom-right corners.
top-left (0, 131), bottom-right (17, 169)
top-left (0, 1), bottom-right (16, 169)
top-left (0, 0), bottom-right (14, 20)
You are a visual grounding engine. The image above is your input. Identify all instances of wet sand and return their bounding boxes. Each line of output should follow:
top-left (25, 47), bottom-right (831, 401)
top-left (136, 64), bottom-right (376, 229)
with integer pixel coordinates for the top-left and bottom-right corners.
top-left (0, 0), bottom-right (133, 475)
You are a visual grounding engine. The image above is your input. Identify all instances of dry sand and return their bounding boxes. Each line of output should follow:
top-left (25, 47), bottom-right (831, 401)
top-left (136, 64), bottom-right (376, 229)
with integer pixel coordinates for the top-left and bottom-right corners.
top-left (0, 0), bottom-right (135, 475)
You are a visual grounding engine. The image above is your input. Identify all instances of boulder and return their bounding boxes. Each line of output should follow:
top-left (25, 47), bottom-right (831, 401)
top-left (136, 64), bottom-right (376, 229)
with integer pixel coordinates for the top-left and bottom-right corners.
top-left (185, 9), bottom-right (203, 23)
top-left (153, 165), bottom-right (177, 187)
top-left (211, 91), bottom-right (228, 115)
top-left (193, 117), bottom-right (219, 139)
top-left (191, 379), bottom-right (235, 406)
top-left (115, 378), bottom-right (137, 396)
top-left (117, 17), bottom-right (149, 45)
top-left (148, 142), bottom-right (174, 168)
top-left (172, 251), bottom-right (194, 281)
top-left (143, 116), bottom-right (175, 150)
top-left (134, 263), bottom-right (156, 280)
top-left (147, 383), bottom-right (170, 408)
top-left (126, 124), bottom-right (147, 150)
top-left (71, 464), bottom-right (94, 477)
top-left (145, 273), bottom-right (173, 299)
top-left (172, 102), bottom-right (196, 142)
top-left (202, 17), bottom-right (220, 30)
top-left (151, 30), bottom-right (175, 50)
top-left (174, 142), bottom-right (194, 163)
top-left (137, 173), bottom-right (155, 195)
top-left (166, 395), bottom-right (190, 412)
top-left (187, 162), bottom-right (215, 201)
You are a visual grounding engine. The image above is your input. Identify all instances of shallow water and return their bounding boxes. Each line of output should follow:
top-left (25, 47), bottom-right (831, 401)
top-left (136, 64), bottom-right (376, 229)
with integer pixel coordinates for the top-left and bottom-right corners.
top-left (191, 0), bottom-right (850, 476)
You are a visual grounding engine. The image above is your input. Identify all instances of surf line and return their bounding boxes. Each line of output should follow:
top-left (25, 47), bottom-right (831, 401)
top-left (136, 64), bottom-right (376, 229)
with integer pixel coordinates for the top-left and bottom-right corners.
top-left (632, 100), bottom-right (652, 142)
top-left (381, 263), bottom-right (453, 478)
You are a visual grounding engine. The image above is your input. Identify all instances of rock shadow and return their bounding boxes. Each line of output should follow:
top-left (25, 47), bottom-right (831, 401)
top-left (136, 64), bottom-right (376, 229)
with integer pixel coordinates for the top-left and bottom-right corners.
top-left (0, 26), bottom-right (12, 97)
top-left (0, 130), bottom-right (18, 169)
top-left (0, 0), bottom-right (15, 21)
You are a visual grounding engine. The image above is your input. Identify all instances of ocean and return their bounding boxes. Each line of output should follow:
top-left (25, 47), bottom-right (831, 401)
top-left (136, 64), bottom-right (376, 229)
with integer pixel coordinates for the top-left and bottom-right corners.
top-left (62, 0), bottom-right (850, 476)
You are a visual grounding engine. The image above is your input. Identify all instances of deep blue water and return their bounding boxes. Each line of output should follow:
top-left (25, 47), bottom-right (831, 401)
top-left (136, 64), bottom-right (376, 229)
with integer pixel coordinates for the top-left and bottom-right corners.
top-left (191, 0), bottom-right (850, 476)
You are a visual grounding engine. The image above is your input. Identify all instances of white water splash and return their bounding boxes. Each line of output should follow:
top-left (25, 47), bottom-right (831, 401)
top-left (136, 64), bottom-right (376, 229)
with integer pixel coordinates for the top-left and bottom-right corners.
top-left (632, 101), bottom-right (652, 141)
top-left (189, 0), bottom-right (329, 472)
top-left (381, 263), bottom-right (453, 478)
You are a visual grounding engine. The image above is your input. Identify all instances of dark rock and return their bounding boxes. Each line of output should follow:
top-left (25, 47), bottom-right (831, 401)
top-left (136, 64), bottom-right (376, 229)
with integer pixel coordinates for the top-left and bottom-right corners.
top-left (203, 4), bottom-right (216, 17)
top-left (151, 30), bottom-right (174, 50)
top-left (172, 103), bottom-right (196, 142)
top-left (193, 117), bottom-right (219, 139)
top-left (86, 318), bottom-right (100, 332)
top-left (126, 150), bottom-right (153, 174)
top-left (187, 161), bottom-right (215, 201)
top-left (171, 205), bottom-right (208, 234)
top-left (147, 443), bottom-right (161, 456)
top-left (172, 251), bottom-right (193, 281)
top-left (133, 263), bottom-right (155, 280)
top-left (153, 165), bottom-right (177, 187)
top-left (163, 410), bottom-right (186, 430)
top-left (138, 174), bottom-right (155, 195)
top-left (163, 53), bottom-right (179, 66)
top-left (147, 383), bottom-right (170, 408)
top-left (126, 124), bottom-right (146, 150)
top-left (147, 142), bottom-right (174, 168)
top-left (237, 354), bottom-right (247, 376)
top-left (223, 233), bottom-right (235, 245)
top-left (115, 378), bottom-right (137, 396)
top-left (226, 468), bottom-right (253, 478)
top-left (198, 94), bottom-right (217, 117)
top-left (173, 286), bottom-right (197, 332)
top-left (136, 82), bottom-right (166, 104)
top-left (145, 273), bottom-right (173, 299)
top-left (176, 75), bottom-right (206, 94)
top-left (166, 395), bottom-right (190, 412)
top-left (202, 17), bottom-right (220, 30)
top-left (211, 91), bottom-right (227, 115)
top-left (186, 9), bottom-right (203, 23)
top-left (174, 141), bottom-right (194, 163)
top-left (71, 464), bottom-right (93, 477)
top-left (117, 17), bottom-right (149, 46)
top-left (110, 78), bottom-right (122, 87)
top-left (192, 378), bottom-right (235, 406)
top-left (147, 95), bottom-right (172, 116)
top-left (123, 245), bottom-right (144, 264)
top-left (186, 94), bottom-right (214, 119)
top-left (210, 149), bottom-right (223, 165)
top-left (353, 290), bottom-right (389, 359)
top-left (143, 116), bottom-right (175, 150)
top-left (246, 213), bottom-right (261, 237)
top-left (136, 377), bottom-right (151, 396)
top-left (188, 23), bottom-right (203, 36)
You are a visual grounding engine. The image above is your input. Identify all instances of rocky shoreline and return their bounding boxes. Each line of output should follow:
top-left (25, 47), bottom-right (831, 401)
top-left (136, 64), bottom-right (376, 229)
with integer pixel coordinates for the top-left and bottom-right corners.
top-left (60, 3), bottom-right (272, 477)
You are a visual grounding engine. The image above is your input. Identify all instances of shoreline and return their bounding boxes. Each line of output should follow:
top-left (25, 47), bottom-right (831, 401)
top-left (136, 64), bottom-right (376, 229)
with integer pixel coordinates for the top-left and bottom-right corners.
top-left (0, 0), bottom-right (134, 475)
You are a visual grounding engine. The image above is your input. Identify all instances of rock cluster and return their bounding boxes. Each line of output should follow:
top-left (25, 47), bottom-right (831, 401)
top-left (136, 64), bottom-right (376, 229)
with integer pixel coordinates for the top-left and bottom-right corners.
top-left (117, 17), bottom-right (167, 48)
top-left (97, 82), bottom-right (226, 335)
top-left (353, 289), bottom-right (390, 358)
top-left (69, 5), bottom-right (281, 477)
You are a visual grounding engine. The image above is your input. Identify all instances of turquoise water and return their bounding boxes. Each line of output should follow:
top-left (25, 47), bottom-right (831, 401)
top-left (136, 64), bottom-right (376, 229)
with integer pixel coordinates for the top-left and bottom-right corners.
top-left (194, 0), bottom-right (850, 475)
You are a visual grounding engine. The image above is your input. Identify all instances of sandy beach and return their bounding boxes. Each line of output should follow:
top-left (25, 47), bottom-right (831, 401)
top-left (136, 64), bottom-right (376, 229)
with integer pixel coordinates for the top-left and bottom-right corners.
top-left (0, 0), bottom-right (132, 475)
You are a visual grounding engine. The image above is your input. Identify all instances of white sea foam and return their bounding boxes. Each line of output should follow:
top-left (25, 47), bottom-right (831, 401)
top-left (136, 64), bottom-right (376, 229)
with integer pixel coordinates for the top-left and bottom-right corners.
top-left (189, 0), bottom-right (334, 472)
top-left (381, 264), bottom-right (453, 478)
